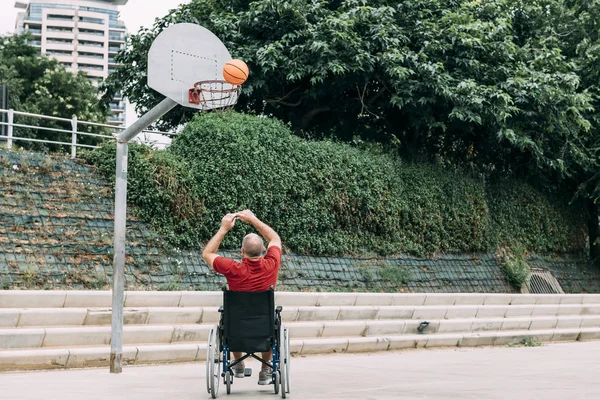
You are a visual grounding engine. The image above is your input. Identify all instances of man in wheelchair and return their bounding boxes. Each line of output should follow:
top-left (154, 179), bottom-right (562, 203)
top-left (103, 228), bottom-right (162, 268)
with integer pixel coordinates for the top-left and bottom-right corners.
top-left (202, 210), bottom-right (286, 391)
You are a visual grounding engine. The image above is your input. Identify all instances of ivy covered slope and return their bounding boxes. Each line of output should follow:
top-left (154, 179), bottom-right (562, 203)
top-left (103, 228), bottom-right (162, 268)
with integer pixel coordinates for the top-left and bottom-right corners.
top-left (82, 112), bottom-right (585, 256)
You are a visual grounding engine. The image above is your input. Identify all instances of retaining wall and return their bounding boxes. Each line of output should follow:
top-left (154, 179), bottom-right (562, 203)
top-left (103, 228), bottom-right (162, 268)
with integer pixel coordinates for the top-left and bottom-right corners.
top-left (1, 150), bottom-right (599, 293)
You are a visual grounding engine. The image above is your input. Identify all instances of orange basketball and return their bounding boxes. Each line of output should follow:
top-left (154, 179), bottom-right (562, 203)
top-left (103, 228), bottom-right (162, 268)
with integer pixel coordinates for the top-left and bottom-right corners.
top-left (223, 59), bottom-right (249, 85)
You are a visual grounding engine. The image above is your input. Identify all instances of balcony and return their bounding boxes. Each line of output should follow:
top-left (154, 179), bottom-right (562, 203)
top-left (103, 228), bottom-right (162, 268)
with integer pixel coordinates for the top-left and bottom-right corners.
top-left (79, 40), bottom-right (104, 49)
top-left (45, 31), bottom-right (74, 40)
top-left (26, 28), bottom-right (42, 35)
top-left (109, 22), bottom-right (126, 29)
top-left (46, 50), bottom-right (73, 58)
top-left (107, 115), bottom-right (125, 124)
top-left (28, 40), bottom-right (42, 46)
top-left (80, 69), bottom-right (105, 79)
top-left (79, 63), bottom-right (104, 72)
top-left (47, 26), bottom-right (73, 33)
top-left (48, 15), bottom-right (74, 22)
top-left (108, 46), bottom-right (122, 53)
top-left (110, 103), bottom-right (126, 110)
top-left (78, 29), bottom-right (104, 37)
top-left (109, 33), bottom-right (125, 42)
top-left (79, 17), bottom-right (105, 25)
top-left (45, 20), bottom-right (75, 29)
top-left (79, 52), bottom-right (104, 60)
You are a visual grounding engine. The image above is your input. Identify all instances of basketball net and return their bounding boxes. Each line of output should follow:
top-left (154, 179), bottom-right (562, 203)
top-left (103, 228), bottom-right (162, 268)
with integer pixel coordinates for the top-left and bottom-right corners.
top-left (188, 80), bottom-right (241, 111)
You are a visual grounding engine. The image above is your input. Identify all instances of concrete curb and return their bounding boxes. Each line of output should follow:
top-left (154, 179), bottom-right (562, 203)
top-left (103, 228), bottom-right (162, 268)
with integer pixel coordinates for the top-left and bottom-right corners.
top-left (2, 291), bottom-right (600, 309)
top-left (4, 327), bottom-right (600, 372)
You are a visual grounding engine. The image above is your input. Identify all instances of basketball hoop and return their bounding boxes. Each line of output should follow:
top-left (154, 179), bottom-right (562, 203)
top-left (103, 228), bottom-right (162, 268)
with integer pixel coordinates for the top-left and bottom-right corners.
top-left (188, 80), bottom-right (241, 110)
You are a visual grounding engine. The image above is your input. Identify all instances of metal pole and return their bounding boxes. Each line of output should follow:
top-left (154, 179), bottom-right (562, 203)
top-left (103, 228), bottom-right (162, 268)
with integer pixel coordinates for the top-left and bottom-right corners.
top-left (71, 116), bottom-right (78, 159)
top-left (109, 97), bottom-right (177, 374)
top-left (110, 140), bottom-right (127, 374)
top-left (7, 109), bottom-right (13, 150)
top-left (118, 98), bottom-right (177, 142)
top-left (1, 83), bottom-right (7, 137)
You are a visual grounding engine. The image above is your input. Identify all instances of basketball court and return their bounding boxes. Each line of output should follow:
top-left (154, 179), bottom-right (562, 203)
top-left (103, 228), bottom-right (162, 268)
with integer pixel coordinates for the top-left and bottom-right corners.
top-left (1, 342), bottom-right (599, 399)
top-left (62, 21), bottom-right (599, 400)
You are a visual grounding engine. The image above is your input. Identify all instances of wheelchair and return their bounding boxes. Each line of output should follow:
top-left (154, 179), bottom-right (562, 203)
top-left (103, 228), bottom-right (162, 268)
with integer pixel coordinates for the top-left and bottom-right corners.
top-left (205, 288), bottom-right (291, 398)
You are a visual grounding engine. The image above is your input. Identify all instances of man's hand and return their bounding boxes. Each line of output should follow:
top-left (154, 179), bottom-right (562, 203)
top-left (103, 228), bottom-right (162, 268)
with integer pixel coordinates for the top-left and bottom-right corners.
top-left (236, 209), bottom-right (257, 224)
top-left (234, 210), bottom-right (281, 250)
top-left (221, 213), bottom-right (237, 232)
top-left (203, 213), bottom-right (237, 268)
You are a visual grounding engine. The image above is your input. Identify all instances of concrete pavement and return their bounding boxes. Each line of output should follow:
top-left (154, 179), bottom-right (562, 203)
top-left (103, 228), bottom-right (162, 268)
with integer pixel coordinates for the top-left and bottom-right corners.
top-left (1, 342), bottom-right (599, 400)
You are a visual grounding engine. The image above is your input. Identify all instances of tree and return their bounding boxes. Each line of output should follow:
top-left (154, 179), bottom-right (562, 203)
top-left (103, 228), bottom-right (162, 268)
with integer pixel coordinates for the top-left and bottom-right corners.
top-left (106, 0), bottom-right (599, 260)
top-left (0, 33), bottom-right (110, 150)
top-left (506, 0), bottom-right (600, 258)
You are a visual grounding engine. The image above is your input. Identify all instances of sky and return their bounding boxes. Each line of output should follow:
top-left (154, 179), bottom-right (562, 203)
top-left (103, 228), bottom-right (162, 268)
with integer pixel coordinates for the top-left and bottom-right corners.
top-left (0, 0), bottom-right (191, 126)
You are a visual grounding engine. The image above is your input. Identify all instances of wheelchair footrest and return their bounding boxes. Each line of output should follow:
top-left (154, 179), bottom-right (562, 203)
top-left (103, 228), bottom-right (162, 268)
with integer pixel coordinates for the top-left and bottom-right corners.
top-left (244, 368), bottom-right (252, 377)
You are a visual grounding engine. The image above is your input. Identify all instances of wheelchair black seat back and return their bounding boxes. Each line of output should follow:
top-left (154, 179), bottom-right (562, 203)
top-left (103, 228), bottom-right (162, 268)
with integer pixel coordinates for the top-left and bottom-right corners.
top-left (205, 288), bottom-right (291, 399)
top-left (223, 290), bottom-right (274, 353)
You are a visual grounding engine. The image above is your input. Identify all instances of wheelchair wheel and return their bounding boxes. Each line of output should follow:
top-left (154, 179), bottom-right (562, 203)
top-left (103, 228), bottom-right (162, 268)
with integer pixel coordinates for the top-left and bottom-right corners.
top-left (279, 327), bottom-right (287, 398)
top-left (205, 327), bottom-right (215, 394)
top-left (273, 370), bottom-right (280, 395)
top-left (284, 328), bottom-right (291, 394)
top-left (280, 327), bottom-right (290, 397)
top-left (225, 371), bottom-right (231, 395)
top-left (208, 326), bottom-right (221, 399)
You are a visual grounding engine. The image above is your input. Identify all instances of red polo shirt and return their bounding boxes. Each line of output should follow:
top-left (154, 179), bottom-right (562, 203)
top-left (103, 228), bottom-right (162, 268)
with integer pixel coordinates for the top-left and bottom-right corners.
top-left (213, 246), bottom-right (281, 291)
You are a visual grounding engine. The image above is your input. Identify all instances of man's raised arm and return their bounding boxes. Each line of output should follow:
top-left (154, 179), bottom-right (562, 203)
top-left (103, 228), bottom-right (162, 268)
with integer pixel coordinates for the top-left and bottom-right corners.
top-left (236, 210), bottom-right (281, 249)
top-left (202, 213), bottom-right (237, 268)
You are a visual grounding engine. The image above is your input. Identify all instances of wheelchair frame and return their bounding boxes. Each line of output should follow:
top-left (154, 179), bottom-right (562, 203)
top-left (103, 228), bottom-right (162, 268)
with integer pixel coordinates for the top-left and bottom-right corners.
top-left (206, 288), bottom-right (291, 398)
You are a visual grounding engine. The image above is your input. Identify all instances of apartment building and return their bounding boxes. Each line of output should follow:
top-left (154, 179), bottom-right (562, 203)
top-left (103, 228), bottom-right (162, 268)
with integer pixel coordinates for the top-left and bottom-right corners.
top-left (15, 0), bottom-right (128, 124)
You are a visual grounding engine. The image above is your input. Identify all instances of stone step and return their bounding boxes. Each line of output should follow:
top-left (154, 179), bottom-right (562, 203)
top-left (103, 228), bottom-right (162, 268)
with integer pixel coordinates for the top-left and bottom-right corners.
top-left (2, 314), bottom-right (600, 350)
top-left (1, 327), bottom-right (599, 372)
top-left (2, 303), bottom-right (599, 328)
top-left (2, 291), bottom-right (600, 309)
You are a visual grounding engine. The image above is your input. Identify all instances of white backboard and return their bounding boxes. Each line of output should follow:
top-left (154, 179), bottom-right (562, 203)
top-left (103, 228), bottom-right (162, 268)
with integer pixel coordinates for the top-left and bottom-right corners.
top-left (147, 23), bottom-right (238, 110)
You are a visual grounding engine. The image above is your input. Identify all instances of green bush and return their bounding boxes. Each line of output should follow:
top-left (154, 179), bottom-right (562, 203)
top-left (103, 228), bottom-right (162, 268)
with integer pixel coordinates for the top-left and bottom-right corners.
top-left (81, 112), bottom-right (586, 257)
top-left (487, 181), bottom-right (586, 253)
top-left (82, 143), bottom-right (205, 247)
top-left (496, 246), bottom-right (531, 290)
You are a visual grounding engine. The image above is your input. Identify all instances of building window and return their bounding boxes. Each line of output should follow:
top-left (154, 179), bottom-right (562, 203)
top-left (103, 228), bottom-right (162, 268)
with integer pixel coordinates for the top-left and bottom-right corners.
top-left (79, 64), bottom-right (104, 72)
top-left (108, 45), bottom-right (121, 53)
top-left (79, 29), bottom-right (104, 36)
top-left (79, 7), bottom-right (120, 28)
top-left (46, 38), bottom-right (73, 45)
top-left (79, 40), bottom-right (104, 48)
top-left (28, 3), bottom-right (75, 21)
top-left (79, 17), bottom-right (105, 25)
top-left (47, 27), bottom-right (73, 33)
top-left (46, 50), bottom-right (73, 56)
top-left (47, 14), bottom-right (74, 21)
top-left (79, 52), bottom-right (104, 60)
top-left (109, 31), bottom-right (125, 41)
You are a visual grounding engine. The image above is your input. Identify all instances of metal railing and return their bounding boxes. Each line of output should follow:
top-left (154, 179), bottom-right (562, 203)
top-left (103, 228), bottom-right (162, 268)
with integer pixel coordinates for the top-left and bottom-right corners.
top-left (0, 109), bottom-right (177, 158)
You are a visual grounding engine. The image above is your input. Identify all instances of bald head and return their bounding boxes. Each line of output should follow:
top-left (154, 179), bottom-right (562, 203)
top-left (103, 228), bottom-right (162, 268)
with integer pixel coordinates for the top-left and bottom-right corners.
top-left (242, 233), bottom-right (265, 258)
